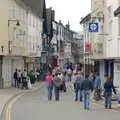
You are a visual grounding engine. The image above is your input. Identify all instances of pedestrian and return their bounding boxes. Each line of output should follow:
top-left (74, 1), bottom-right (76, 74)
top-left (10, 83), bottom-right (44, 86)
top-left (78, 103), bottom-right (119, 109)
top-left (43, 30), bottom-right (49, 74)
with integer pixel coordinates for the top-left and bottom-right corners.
top-left (13, 69), bottom-right (18, 88)
top-left (67, 68), bottom-right (72, 82)
top-left (45, 72), bottom-right (53, 101)
top-left (21, 69), bottom-right (28, 89)
top-left (18, 69), bottom-right (22, 88)
top-left (71, 71), bottom-right (77, 91)
top-left (74, 71), bottom-right (84, 102)
top-left (93, 73), bottom-right (101, 101)
top-left (53, 73), bottom-right (61, 101)
top-left (89, 72), bottom-right (95, 86)
top-left (104, 77), bottom-right (116, 109)
top-left (81, 74), bottom-right (93, 110)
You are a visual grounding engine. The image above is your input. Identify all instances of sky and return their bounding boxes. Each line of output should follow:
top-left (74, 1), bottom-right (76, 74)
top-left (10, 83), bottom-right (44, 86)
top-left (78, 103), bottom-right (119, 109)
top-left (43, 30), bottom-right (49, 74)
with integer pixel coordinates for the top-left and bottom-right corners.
top-left (46, 0), bottom-right (91, 31)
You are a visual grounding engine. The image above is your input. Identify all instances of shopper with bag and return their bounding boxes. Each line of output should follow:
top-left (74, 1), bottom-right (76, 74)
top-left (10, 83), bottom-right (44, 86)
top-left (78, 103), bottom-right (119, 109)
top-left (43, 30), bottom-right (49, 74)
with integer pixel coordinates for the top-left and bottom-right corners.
top-left (53, 73), bottom-right (61, 101)
top-left (104, 77), bottom-right (116, 109)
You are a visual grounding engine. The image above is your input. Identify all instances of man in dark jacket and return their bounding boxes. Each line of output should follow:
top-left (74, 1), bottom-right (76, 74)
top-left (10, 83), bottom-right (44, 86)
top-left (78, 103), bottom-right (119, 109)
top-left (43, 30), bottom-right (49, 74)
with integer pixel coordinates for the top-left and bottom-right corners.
top-left (14, 69), bottom-right (18, 88)
top-left (81, 74), bottom-right (93, 110)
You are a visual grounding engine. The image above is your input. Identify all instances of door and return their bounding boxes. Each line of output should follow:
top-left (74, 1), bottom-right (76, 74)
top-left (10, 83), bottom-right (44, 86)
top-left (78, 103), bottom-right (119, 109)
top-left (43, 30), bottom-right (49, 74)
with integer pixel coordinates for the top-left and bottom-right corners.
top-left (114, 63), bottom-right (120, 88)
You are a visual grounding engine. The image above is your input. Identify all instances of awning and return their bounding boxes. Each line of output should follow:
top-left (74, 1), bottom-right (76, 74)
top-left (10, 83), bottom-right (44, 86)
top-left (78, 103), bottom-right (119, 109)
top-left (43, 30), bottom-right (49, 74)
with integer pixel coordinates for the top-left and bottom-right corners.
top-left (114, 6), bottom-right (120, 16)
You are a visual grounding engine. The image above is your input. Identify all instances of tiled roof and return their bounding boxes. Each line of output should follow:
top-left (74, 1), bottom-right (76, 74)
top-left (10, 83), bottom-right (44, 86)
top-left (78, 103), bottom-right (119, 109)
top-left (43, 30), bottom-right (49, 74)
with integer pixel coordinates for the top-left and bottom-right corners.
top-left (80, 13), bottom-right (91, 24)
top-left (20, 0), bottom-right (45, 18)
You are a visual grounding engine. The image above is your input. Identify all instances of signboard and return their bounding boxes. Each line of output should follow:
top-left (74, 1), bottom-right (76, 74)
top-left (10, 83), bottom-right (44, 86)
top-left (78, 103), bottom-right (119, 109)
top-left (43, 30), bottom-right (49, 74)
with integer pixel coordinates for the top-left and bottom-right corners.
top-left (89, 22), bottom-right (99, 32)
top-left (85, 43), bottom-right (92, 53)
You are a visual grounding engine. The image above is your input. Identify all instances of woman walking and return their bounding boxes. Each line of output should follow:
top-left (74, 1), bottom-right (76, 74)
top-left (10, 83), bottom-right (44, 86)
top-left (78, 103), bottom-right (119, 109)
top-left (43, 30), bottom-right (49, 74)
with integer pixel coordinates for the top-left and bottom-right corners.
top-left (104, 77), bottom-right (116, 109)
top-left (45, 72), bottom-right (53, 101)
top-left (53, 73), bottom-right (61, 101)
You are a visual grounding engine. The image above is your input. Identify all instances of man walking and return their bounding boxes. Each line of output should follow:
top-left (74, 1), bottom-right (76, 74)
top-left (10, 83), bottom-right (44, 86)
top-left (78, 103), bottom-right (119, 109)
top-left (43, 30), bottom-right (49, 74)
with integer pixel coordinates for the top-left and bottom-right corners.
top-left (81, 74), bottom-right (93, 110)
top-left (18, 69), bottom-right (22, 88)
top-left (13, 69), bottom-right (18, 88)
top-left (74, 71), bottom-right (84, 102)
top-left (21, 69), bottom-right (28, 89)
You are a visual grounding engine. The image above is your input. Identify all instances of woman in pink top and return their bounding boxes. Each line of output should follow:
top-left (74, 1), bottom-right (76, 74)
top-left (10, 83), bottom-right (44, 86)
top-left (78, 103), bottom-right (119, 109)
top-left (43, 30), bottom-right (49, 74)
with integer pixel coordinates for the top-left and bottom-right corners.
top-left (45, 72), bottom-right (53, 100)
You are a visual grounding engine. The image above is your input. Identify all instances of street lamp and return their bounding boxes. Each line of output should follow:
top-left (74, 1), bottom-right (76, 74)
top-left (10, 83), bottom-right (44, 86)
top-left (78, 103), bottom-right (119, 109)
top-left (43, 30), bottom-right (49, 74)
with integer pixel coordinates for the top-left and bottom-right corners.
top-left (8, 20), bottom-right (20, 54)
top-left (8, 20), bottom-right (20, 26)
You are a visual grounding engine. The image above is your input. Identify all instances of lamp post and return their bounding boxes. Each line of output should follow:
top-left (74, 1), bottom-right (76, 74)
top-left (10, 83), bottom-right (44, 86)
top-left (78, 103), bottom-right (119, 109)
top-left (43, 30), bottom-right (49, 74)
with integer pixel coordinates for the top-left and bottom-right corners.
top-left (8, 20), bottom-right (20, 54)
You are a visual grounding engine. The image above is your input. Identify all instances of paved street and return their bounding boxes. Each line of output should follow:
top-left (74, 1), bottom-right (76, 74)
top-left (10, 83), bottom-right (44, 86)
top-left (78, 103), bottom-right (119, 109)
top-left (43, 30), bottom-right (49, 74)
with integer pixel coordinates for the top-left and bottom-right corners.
top-left (11, 83), bottom-right (120, 120)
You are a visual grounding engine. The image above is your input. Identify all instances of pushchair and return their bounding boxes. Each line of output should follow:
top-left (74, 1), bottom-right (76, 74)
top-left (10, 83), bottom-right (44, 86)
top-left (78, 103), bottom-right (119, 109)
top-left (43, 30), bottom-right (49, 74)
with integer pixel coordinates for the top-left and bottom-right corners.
top-left (93, 89), bottom-right (103, 101)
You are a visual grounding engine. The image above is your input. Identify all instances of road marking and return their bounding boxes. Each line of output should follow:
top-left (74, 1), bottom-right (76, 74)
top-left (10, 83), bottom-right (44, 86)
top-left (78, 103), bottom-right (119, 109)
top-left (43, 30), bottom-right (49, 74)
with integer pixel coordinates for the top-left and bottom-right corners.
top-left (5, 93), bottom-right (25, 120)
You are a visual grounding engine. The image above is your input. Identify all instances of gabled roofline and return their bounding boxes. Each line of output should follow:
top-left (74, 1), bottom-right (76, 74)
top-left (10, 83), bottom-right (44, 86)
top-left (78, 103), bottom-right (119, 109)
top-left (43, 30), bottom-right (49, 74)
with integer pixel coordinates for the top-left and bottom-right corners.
top-left (114, 6), bottom-right (120, 16)
top-left (80, 13), bottom-right (91, 24)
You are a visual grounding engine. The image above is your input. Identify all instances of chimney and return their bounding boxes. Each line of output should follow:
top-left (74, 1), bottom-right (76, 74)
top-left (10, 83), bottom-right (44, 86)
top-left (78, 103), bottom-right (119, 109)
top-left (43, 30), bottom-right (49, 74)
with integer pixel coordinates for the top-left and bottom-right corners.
top-left (66, 21), bottom-right (70, 30)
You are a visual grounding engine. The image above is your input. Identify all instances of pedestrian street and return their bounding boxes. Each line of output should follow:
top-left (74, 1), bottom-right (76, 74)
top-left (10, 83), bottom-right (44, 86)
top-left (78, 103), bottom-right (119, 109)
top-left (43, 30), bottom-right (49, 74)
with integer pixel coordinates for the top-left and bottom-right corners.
top-left (7, 83), bottom-right (120, 120)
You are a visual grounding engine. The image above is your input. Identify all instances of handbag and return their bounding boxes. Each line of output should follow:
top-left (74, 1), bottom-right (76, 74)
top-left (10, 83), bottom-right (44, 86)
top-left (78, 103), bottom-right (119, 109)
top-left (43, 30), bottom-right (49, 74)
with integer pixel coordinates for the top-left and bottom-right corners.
top-left (27, 79), bottom-right (32, 89)
top-left (116, 94), bottom-right (120, 104)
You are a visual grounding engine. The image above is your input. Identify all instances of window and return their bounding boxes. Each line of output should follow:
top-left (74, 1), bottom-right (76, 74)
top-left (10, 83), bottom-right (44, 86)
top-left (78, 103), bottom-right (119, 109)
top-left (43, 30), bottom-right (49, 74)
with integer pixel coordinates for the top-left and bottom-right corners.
top-left (107, 6), bottom-right (112, 18)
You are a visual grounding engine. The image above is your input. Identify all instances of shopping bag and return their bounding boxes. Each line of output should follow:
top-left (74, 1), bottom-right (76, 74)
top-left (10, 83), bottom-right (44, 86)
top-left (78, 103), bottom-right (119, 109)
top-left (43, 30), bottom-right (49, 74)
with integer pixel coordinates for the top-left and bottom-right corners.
top-left (116, 94), bottom-right (120, 104)
top-left (27, 79), bottom-right (32, 89)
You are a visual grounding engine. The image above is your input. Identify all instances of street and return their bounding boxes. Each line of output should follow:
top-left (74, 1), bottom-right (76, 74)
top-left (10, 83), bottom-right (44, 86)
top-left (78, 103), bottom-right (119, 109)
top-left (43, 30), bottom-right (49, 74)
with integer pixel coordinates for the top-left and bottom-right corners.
top-left (6, 83), bottom-right (120, 120)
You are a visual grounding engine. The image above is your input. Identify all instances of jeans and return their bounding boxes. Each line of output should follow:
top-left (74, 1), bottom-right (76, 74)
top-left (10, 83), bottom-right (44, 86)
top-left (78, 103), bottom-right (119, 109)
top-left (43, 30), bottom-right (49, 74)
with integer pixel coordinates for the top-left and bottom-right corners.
top-left (14, 79), bottom-right (19, 88)
top-left (104, 92), bottom-right (112, 108)
top-left (83, 90), bottom-right (91, 109)
top-left (68, 74), bottom-right (72, 82)
top-left (75, 84), bottom-right (82, 102)
top-left (47, 84), bottom-right (53, 100)
top-left (54, 86), bottom-right (60, 101)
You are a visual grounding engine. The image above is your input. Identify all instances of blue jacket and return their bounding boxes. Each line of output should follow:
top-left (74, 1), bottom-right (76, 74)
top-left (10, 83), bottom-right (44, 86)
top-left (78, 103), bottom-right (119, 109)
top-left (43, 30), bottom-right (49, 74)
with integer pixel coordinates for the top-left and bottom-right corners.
top-left (94, 76), bottom-right (101, 89)
top-left (104, 82), bottom-right (116, 94)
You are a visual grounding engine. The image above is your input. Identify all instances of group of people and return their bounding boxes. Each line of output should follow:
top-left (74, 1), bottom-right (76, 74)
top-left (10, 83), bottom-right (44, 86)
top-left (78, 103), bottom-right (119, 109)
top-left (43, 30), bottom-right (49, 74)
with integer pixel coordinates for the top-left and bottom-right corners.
top-left (72, 71), bottom-right (93, 110)
top-left (13, 69), bottom-right (40, 89)
top-left (72, 71), bottom-right (117, 110)
top-left (45, 71), bottom-right (66, 101)
top-left (45, 65), bottom-right (118, 110)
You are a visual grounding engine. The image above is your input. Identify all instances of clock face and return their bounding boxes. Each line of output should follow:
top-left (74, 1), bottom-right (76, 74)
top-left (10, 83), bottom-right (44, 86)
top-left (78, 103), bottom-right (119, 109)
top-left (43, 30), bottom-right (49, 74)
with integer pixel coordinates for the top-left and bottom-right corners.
top-left (90, 23), bottom-right (97, 31)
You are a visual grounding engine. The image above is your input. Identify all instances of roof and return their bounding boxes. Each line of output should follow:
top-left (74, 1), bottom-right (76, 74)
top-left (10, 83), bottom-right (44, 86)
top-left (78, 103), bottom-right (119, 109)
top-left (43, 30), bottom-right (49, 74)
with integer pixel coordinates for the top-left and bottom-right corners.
top-left (80, 13), bottom-right (91, 24)
top-left (114, 6), bottom-right (120, 16)
top-left (20, 0), bottom-right (45, 18)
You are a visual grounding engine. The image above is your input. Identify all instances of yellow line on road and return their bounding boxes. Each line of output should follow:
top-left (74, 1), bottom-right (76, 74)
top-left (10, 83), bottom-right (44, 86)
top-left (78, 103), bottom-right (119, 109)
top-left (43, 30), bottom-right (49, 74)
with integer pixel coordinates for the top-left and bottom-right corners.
top-left (5, 93), bottom-right (25, 120)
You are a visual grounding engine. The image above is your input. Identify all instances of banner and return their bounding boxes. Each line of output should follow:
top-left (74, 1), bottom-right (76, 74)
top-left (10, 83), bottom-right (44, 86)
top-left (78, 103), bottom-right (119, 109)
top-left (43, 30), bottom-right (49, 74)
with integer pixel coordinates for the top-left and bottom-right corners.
top-left (85, 43), bottom-right (92, 53)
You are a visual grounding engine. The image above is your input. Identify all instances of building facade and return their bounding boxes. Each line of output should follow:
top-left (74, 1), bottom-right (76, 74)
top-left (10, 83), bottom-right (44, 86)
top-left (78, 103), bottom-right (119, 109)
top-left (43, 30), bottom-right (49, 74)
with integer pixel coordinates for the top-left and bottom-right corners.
top-left (103, 0), bottom-right (120, 89)
top-left (0, 0), bottom-right (44, 88)
top-left (72, 32), bottom-right (84, 63)
top-left (80, 14), bottom-right (94, 74)
top-left (90, 0), bottom-right (120, 88)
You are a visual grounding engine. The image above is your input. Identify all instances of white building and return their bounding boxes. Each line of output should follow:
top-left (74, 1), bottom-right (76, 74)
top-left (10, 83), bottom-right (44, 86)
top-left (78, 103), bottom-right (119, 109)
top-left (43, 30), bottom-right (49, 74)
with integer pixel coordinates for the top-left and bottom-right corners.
top-left (0, 0), bottom-right (43, 88)
top-left (91, 0), bottom-right (120, 88)
top-left (27, 9), bottom-right (43, 70)
top-left (103, 0), bottom-right (120, 89)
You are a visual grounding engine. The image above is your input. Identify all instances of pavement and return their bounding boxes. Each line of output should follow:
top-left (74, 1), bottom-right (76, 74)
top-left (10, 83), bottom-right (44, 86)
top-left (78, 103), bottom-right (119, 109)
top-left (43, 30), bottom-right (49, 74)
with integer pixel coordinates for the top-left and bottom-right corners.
top-left (0, 81), bottom-right (42, 119)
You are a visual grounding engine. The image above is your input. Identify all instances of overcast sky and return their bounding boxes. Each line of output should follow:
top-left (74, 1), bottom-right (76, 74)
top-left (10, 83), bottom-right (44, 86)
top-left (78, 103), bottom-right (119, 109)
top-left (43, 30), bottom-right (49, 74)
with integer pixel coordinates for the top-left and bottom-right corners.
top-left (46, 0), bottom-right (91, 31)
